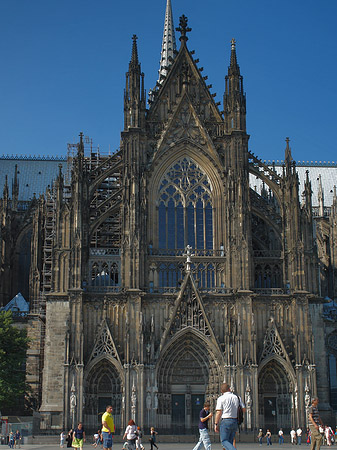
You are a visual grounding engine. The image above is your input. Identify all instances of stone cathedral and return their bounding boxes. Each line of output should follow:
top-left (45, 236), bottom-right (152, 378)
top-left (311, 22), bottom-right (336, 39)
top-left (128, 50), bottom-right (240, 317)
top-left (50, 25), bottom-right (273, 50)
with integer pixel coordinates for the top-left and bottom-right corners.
top-left (1, 0), bottom-right (337, 436)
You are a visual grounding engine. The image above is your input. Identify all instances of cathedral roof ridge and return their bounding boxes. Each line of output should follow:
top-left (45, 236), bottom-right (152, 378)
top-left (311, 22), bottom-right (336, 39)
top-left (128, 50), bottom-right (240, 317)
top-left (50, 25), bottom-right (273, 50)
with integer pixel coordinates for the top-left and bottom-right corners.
top-left (0, 154), bottom-right (67, 161)
top-left (263, 159), bottom-right (337, 167)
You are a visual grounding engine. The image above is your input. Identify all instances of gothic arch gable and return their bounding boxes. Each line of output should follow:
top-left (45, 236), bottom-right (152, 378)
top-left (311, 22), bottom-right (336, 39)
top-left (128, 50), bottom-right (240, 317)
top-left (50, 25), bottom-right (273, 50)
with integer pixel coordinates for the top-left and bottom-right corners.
top-left (154, 92), bottom-right (221, 164)
top-left (259, 318), bottom-right (295, 381)
top-left (87, 318), bottom-right (122, 367)
top-left (156, 327), bottom-right (223, 394)
top-left (159, 273), bottom-right (223, 361)
top-left (148, 44), bottom-right (222, 125)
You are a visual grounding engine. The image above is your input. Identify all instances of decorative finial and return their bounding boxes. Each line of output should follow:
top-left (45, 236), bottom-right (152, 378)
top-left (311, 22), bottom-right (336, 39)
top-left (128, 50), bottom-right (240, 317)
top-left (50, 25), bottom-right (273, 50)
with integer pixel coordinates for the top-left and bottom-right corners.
top-left (176, 15), bottom-right (191, 43)
top-left (183, 245), bottom-right (194, 272)
top-left (229, 38), bottom-right (239, 72)
top-left (130, 34), bottom-right (139, 66)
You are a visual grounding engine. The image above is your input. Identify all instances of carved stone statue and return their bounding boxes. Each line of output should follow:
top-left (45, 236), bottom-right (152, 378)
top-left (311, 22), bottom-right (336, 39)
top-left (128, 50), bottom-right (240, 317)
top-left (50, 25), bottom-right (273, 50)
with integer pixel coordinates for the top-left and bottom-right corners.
top-left (70, 392), bottom-right (76, 412)
top-left (146, 391), bottom-right (152, 410)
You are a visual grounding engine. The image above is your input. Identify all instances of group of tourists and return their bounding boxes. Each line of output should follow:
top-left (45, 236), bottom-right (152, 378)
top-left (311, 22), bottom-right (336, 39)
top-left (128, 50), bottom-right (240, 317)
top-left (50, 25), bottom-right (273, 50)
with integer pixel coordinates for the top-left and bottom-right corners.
top-left (56, 390), bottom-right (337, 450)
top-left (122, 420), bottom-right (158, 450)
top-left (192, 382), bottom-right (246, 450)
top-left (256, 397), bottom-right (336, 449)
top-left (60, 405), bottom-right (159, 450)
top-left (6, 430), bottom-right (21, 448)
top-left (59, 424), bottom-right (86, 448)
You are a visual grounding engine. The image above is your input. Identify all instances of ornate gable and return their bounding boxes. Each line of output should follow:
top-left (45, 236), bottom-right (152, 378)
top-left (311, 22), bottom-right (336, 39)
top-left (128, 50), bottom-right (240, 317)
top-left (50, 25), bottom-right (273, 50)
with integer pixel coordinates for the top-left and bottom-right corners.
top-left (157, 93), bottom-right (210, 149)
top-left (148, 44), bottom-right (222, 127)
top-left (160, 272), bottom-right (217, 350)
top-left (88, 318), bottom-right (121, 365)
top-left (259, 318), bottom-right (291, 365)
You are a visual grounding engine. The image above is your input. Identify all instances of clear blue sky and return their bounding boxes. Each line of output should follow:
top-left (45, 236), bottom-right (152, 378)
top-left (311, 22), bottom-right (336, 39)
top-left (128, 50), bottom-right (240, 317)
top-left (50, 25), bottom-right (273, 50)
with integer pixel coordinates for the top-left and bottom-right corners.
top-left (0, 0), bottom-right (336, 162)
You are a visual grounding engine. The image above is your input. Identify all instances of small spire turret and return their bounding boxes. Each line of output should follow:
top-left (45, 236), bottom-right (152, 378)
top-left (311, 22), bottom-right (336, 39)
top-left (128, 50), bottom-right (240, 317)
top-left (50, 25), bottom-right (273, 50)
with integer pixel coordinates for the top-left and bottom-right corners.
top-left (303, 169), bottom-right (312, 212)
top-left (224, 39), bottom-right (246, 132)
top-left (130, 34), bottom-right (139, 68)
top-left (12, 164), bottom-right (19, 211)
top-left (3, 175), bottom-right (9, 209)
top-left (229, 38), bottom-right (240, 75)
top-left (124, 35), bottom-right (146, 129)
top-left (284, 137), bottom-right (295, 176)
top-left (318, 174), bottom-right (324, 217)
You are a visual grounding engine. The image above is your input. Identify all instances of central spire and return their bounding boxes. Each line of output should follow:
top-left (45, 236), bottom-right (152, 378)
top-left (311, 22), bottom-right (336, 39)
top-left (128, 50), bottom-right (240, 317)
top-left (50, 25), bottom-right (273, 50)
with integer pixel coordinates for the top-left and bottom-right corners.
top-left (158, 0), bottom-right (177, 84)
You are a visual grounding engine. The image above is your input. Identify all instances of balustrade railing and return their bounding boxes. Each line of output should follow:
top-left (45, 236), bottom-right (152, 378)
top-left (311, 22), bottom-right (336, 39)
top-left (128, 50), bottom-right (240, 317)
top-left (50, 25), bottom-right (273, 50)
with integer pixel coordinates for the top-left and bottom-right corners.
top-left (145, 286), bottom-right (233, 294)
top-left (312, 206), bottom-right (331, 218)
top-left (148, 248), bottom-right (225, 257)
top-left (253, 250), bottom-right (282, 258)
top-left (89, 248), bottom-right (120, 256)
top-left (253, 288), bottom-right (287, 295)
top-left (85, 286), bottom-right (121, 293)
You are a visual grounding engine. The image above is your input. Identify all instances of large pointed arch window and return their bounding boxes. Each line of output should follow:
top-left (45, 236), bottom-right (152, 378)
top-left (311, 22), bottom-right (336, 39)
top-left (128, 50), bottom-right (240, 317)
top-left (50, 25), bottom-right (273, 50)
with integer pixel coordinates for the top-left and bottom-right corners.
top-left (158, 157), bottom-right (213, 250)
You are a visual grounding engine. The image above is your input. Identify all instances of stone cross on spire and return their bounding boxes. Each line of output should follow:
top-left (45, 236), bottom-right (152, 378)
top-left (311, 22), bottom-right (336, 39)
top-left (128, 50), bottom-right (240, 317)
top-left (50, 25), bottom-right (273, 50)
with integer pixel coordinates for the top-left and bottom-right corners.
top-left (176, 15), bottom-right (191, 43)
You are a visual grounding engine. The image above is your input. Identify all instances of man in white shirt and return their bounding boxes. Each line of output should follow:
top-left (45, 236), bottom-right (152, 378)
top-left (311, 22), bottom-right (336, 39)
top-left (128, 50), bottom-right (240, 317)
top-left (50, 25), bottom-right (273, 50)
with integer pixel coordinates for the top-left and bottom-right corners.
top-left (296, 427), bottom-right (302, 445)
top-left (278, 428), bottom-right (284, 445)
top-left (214, 383), bottom-right (246, 450)
top-left (290, 428), bottom-right (296, 445)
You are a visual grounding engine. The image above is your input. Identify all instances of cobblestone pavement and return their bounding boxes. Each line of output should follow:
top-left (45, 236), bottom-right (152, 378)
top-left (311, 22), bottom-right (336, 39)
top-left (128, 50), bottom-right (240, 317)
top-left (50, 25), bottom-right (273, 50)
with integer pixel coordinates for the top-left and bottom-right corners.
top-left (9, 443), bottom-right (312, 450)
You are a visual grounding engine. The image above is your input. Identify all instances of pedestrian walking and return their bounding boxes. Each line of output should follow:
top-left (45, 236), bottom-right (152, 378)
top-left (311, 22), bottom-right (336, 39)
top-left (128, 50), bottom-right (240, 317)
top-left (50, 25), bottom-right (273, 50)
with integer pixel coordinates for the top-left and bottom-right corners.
top-left (214, 382), bottom-right (246, 450)
top-left (265, 429), bottom-right (272, 446)
top-left (278, 428), bottom-right (284, 445)
top-left (192, 400), bottom-right (213, 450)
top-left (308, 397), bottom-right (324, 450)
top-left (8, 432), bottom-right (15, 449)
top-left (149, 427), bottom-right (158, 450)
top-left (290, 428), bottom-right (297, 445)
top-left (297, 427), bottom-right (303, 445)
top-left (102, 405), bottom-right (115, 450)
top-left (257, 429), bottom-right (263, 446)
top-left (123, 419), bottom-right (138, 450)
top-left (66, 430), bottom-right (73, 448)
top-left (135, 426), bottom-right (145, 450)
top-left (14, 430), bottom-right (21, 449)
top-left (60, 431), bottom-right (65, 448)
top-left (72, 423), bottom-right (86, 449)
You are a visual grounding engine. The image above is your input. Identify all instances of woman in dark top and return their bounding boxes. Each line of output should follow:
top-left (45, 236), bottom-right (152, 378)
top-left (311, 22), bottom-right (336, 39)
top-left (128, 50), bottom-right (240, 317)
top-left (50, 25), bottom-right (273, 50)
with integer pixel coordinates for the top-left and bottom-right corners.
top-left (72, 423), bottom-right (86, 449)
top-left (66, 429), bottom-right (73, 448)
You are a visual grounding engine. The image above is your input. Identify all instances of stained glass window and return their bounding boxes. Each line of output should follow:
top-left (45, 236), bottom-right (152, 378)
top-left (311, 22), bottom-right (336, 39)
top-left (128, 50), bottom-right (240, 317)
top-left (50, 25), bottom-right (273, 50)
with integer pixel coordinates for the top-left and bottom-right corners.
top-left (158, 157), bottom-right (213, 250)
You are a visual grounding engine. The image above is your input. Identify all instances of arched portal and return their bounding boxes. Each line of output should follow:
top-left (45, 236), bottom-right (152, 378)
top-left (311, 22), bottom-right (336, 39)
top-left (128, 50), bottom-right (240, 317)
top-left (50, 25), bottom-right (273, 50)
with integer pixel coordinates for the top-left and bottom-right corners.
top-left (84, 358), bottom-right (123, 433)
top-left (156, 330), bottom-right (222, 433)
top-left (258, 359), bottom-right (293, 433)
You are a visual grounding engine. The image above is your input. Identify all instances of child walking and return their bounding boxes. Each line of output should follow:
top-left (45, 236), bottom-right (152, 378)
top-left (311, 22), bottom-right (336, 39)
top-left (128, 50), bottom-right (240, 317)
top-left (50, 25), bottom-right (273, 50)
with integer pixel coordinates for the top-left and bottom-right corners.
top-left (149, 427), bottom-right (158, 450)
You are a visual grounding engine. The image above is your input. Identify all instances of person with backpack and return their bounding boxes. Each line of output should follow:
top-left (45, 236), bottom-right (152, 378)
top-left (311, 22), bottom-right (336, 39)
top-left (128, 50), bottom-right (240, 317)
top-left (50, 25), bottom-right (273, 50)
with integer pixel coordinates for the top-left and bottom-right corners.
top-left (214, 383), bottom-right (246, 450)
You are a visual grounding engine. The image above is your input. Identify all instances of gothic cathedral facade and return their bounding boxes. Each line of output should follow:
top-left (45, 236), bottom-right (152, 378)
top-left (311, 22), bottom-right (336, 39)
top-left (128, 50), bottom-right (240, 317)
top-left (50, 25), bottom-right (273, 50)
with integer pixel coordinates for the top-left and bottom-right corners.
top-left (2, 0), bottom-right (337, 435)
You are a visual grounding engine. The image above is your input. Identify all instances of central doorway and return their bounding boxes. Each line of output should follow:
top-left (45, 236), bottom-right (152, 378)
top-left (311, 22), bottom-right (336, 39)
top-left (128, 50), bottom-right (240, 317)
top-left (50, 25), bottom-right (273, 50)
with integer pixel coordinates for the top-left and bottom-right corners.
top-left (157, 329), bottom-right (223, 433)
top-left (171, 389), bottom-right (205, 434)
top-left (259, 359), bottom-right (293, 433)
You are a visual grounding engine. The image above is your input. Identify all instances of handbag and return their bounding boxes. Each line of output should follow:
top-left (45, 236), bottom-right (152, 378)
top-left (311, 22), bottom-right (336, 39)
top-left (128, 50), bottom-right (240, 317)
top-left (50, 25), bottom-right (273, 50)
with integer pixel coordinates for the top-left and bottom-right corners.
top-left (235, 394), bottom-right (244, 425)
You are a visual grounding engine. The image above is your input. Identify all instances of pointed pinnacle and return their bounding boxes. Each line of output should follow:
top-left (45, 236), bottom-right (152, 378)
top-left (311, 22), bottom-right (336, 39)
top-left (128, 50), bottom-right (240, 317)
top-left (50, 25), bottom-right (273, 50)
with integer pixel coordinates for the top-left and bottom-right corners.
top-left (131, 34), bottom-right (139, 66)
top-left (229, 38), bottom-right (240, 75)
top-left (158, 0), bottom-right (177, 84)
top-left (285, 137), bottom-right (293, 164)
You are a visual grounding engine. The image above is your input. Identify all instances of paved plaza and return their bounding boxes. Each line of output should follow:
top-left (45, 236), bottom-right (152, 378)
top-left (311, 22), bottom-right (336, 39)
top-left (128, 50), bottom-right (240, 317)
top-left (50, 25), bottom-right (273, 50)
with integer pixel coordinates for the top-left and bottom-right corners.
top-left (8, 444), bottom-right (312, 450)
